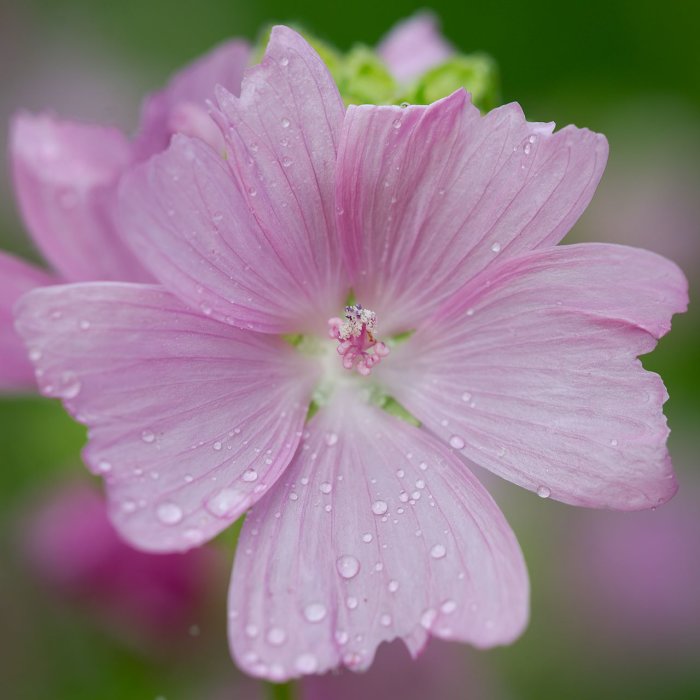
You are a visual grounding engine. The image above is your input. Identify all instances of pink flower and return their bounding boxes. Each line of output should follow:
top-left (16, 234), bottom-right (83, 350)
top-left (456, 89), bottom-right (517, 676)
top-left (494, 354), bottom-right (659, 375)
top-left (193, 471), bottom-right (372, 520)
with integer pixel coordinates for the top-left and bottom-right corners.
top-left (377, 13), bottom-right (454, 84)
top-left (23, 480), bottom-right (220, 649)
top-left (15, 27), bottom-right (687, 680)
top-left (0, 39), bottom-right (249, 390)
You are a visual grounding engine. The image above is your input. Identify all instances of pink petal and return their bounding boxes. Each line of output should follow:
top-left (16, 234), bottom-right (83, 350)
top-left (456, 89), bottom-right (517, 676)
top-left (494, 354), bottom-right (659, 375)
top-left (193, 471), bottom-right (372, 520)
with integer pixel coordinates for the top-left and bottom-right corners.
top-left (15, 283), bottom-right (318, 551)
top-left (336, 92), bottom-right (607, 332)
top-left (228, 389), bottom-right (528, 680)
top-left (134, 39), bottom-right (250, 159)
top-left (10, 113), bottom-right (151, 282)
top-left (0, 252), bottom-right (56, 390)
top-left (214, 26), bottom-right (347, 329)
top-left (377, 13), bottom-right (454, 83)
top-left (379, 243), bottom-right (688, 509)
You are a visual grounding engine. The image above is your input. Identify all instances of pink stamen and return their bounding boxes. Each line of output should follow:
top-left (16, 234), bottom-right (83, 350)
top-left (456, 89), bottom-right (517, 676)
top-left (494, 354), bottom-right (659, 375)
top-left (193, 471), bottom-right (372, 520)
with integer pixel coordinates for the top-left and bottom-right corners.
top-left (328, 304), bottom-right (389, 376)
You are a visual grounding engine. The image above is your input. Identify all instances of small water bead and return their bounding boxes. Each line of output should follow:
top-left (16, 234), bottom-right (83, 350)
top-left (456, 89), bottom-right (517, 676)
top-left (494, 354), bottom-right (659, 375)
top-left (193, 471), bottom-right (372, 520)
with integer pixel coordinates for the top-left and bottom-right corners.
top-left (392, 118), bottom-right (402, 129)
top-left (388, 580), bottom-right (399, 593)
top-left (79, 320), bottom-right (91, 330)
top-left (371, 500), bottom-right (388, 515)
top-left (213, 441), bottom-right (222, 451)
top-left (245, 624), bottom-right (258, 638)
top-left (157, 502), bottom-right (183, 525)
top-left (346, 596), bottom-right (358, 610)
top-left (362, 533), bottom-right (373, 543)
top-left (28, 348), bottom-right (42, 362)
top-left (335, 630), bottom-right (349, 645)
top-left (419, 461), bottom-right (428, 471)
top-left (441, 599), bottom-right (457, 614)
top-left (461, 392), bottom-right (472, 403)
top-left (420, 608), bottom-right (437, 629)
top-left (415, 479), bottom-right (425, 489)
top-left (319, 482), bottom-right (332, 494)
top-left (242, 469), bottom-right (258, 482)
top-left (266, 627), bottom-right (287, 647)
top-left (324, 432), bottom-right (339, 447)
top-left (449, 435), bottom-right (465, 450)
top-left (279, 55), bottom-right (289, 66)
top-left (536, 485), bottom-right (551, 499)
top-left (610, 439), bottom-right (619, 447)
top-left (141, 430), bottom-right (156, 444)
top-left (430, 544), bottom-right (447, 559)
top-left (281, 156), bottom-right (293, 168)
top-left (396, 469), bottom-right (405, 478)
top-left (304, 603), bottom-right (327, 623)
top-left (491, 241), bottom-right (502, 253)
top-left (96, 460), bottom-right (112, 474)
top-left (336, 555), bottom-right (361, 579)
top-left (380, 614), bottom-right (392, 627)
top-left (281, 117), bottom-right (291, 129)
top-left (295, 653), bottom-right (318, 674)
top-left (208, 487), bottom-right (246, 516)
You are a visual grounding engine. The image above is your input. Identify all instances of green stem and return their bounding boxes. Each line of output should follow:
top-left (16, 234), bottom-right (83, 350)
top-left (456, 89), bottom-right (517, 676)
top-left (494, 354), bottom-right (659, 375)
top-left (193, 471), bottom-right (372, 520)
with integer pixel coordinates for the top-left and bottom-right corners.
top-left (266, 681), bottom-right (297, 700)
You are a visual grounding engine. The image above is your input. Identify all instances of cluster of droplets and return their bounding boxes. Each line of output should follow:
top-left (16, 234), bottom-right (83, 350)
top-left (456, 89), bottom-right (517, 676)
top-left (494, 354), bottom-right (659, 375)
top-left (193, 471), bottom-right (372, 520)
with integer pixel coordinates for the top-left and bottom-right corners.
top-left (328, 304), bottom-right (389, 376)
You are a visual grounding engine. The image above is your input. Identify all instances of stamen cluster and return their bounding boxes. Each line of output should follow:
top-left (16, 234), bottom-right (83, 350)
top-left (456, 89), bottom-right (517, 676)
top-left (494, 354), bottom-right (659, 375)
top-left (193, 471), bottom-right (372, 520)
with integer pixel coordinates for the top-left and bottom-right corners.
top-left (328, 304), bottom-right (389, 376)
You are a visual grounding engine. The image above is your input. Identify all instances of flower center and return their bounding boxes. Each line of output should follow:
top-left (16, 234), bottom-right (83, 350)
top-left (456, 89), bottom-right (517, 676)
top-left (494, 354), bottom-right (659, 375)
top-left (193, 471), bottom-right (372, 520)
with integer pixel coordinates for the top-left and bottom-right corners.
top-left (327, 304), bottom-right (389, 376)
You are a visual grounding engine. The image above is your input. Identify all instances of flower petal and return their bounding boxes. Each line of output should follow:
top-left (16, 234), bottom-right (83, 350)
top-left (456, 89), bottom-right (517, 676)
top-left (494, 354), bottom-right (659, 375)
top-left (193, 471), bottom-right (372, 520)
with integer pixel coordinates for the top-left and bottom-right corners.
top-left (379, 243), bottom-right (688, 509)
top-left (0, 252), bottom-right (55, 390)
top-left (377, 13), bottom-right (454, 83)
top-left (228, 389), bottom-right (528, 680)
top-left (214, 25), bottom-right (347, 328)
top-left (10, 113), bottom-right (151, 282)
top-left (134, 39), bottom-right (250, 159)
top-left (15, 283), bottom-right (317, 551)
top-left (336, 92), bottom-right (607, 332)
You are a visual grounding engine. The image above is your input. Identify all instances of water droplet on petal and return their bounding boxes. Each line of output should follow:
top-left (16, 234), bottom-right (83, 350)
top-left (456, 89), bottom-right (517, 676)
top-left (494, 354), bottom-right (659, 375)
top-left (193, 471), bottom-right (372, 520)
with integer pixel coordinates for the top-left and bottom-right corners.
top-left (449, 435), bottom-right (465, 450)
top-left (295, 653), bottom-right (318, 673)
top-left (141, 430), bottom-right (156, 444)
top-left (207, 487), bottom-right (247, 517)
top-left (242, 469), bottom-right (258, 482)
top-left (324, 432), bottom-right (339, 447)
top-left (281, 117), bottom-right (291, 129)
top-left (319, 482), bottom-right (332, 494)
top-left (441, 599), bottom-right (457, 614)
top-left (420, 608), bottom-right (437, 629)
top-left (362, 533), bottom-right (373, 543)
top-left (371, 500), bottom-right (388, 515)
top-left (537, 485), bottom-right (551, 499)
top-left (380, 613), bottom-right (392, 626)
top-left (213, 441), bottom-right (222, 451)
top-left (157, 502), bottom-right (183, 525)
top-left (336, 555), bottom-right (360, 579)
top-left (303, 603), bottom-right (327, 622)
top-left (346, 596), bottom-right (358, 610)
top-left (96, 460), bottom-right (112, 474)
top-left (430, 544), bottom-right (447, 559)
top-left (461, 392), bottom-right (472, 403)
top-left (267, 627), bottom-right (286, 645)
top-left (281, 156), bottom-right (293, 168)
top-left (491, 241), bottom-right (502, 253)
top-left (388, 580), bottom-right (399, 593)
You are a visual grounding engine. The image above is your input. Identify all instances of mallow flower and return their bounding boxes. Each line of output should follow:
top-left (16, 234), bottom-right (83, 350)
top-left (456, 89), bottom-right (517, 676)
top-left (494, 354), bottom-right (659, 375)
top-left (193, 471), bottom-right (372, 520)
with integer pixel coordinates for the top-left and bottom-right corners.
top-left (0, 39), bottom-right (249, 390)
top-left (15, 27), bottom-right (688, 680)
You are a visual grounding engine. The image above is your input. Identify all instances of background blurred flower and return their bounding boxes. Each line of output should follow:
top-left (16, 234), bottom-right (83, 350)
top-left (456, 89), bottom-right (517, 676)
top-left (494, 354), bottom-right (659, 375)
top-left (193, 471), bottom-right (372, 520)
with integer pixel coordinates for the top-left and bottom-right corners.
top-left (22, 480), bottom-right (223, 652)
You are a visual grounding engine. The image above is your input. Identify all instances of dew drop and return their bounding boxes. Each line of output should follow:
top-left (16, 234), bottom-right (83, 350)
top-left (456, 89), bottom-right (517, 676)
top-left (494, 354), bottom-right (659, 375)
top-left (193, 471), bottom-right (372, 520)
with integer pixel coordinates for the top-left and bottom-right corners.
top-left (281, 117), bottom-right (291, 129)
top-left (281, 156), bottom-right (293, 168)
top-left (461, 391), bottom-right (472, 402)
top-left (420, 608), bottom-right (437, 629)
top-left (245, 624), bottom-right (258, 638)
top-left (96, 460), bottom-right (112, 474)
top-left (213, 441), bottom-right (222, 451)
top-left (319, 482), bottom-right (332, 494)
top-left (336, 555), bottom-right (361, 579)
top-left (267, 627), bottom-right (286, 645)
top-left (380, 613), bottom-right (392, 627)
top-left (324, 432), bottom-right (339, 447)
top-left (449, 435), bottom-right (465, 450)
top-left (610, 439), bottom-right (618, 447)
top-left (304, 602), bottom-right (327, 622)
top-left (441, 599), bottom-right (457, 614)
top-left (28, 348), bottom-right (42, 362)
top-left (536, 485), bottom-right (551, 499)
top-left (242, 469), bottom-right (258, 482)
top-left (79, 320), bottom-right (91, 330)
top-left (388, 580), bottom-right (399, 593)
top-left (295, 653), bottom-right (318, 673)
top-left (430, 544), bottom-right (447, 559)
top-left (392, 118), bottom-right (402, 129)
top-left (362, 533), bottom-right (373, 543)
top-left (141, 430), bottom-right (155, 444)
top-left (157, 502), bottom-right (183, 525)
top-left (279, 55), bottom-right (289, 67)
top-left (371, 500), bottom-right (388, 515)
top-left (335, 630), bottom-right (349, 645)
top-left (346, 596), bottom-right (358, 610)
top-left (491, 241), bottom-right (502, 253)
top-left (207, 487), bottom-right (246, 517)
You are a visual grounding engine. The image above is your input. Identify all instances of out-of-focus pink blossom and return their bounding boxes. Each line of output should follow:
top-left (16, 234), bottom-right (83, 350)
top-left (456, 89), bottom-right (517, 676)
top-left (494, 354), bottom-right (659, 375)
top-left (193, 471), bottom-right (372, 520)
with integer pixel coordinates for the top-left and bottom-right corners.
top-left (15, 27), bottom-right (687, 680)
top-left (377, 13), bottom-right (454, 83)
top-left (23, 481), bottom-right (220, 650)
top-left (1, 38), bottom-right (249, 390)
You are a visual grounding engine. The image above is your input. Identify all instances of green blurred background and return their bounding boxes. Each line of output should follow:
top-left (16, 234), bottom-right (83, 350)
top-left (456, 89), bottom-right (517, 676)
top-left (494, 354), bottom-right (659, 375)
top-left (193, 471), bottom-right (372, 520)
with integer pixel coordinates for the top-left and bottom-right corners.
top-left (1, 1), bottom-right (698, 698)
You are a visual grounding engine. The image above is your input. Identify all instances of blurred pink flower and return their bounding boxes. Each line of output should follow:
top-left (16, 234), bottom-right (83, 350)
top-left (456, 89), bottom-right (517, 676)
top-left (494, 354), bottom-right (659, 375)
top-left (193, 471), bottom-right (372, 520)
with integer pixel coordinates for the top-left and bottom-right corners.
top-left (302, 638), bottom-right (500, 700)
top-left (0, 38), bottom-right (249, 390)
top-left (561, 478), bottom-right (700, 659)
top-left (23, 480), bottom-right (220, 649)
top-left (377, 13), bottom-right (454, 83)
top-left (15, 27), bottom-right (687, 680)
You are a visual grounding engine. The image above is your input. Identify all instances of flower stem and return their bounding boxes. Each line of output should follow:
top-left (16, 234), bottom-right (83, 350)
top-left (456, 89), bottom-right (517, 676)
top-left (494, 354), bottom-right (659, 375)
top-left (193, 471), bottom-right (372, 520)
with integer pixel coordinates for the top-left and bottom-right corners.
top-left (266, 681), bottom-right (297, 700)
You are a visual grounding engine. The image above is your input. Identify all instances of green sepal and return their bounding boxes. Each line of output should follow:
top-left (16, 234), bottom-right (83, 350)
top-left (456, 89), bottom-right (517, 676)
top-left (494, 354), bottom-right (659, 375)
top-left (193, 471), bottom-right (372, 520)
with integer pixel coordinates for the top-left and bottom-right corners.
top-left (399, 54), bottom-right (500, 112)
